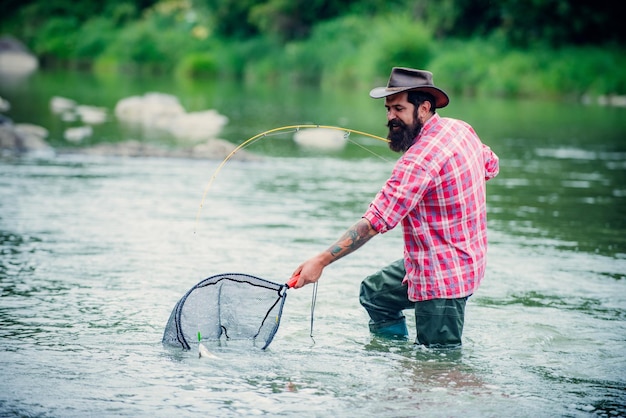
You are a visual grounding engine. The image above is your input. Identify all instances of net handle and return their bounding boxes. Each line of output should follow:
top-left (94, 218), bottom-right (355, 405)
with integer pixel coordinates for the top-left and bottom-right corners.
top-left (286, 273), bottom-right (299, 288)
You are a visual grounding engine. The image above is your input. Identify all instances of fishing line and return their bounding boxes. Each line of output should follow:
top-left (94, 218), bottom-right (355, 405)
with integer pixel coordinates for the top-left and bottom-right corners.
top-left (309, 281), bottom-right (318, 345)
top-left (345, 135), bottom-right (392, 162)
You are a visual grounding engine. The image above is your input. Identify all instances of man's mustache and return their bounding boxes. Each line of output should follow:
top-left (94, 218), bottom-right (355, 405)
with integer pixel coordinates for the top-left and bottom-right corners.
top-left (387, 119), bottom-right (406, 129)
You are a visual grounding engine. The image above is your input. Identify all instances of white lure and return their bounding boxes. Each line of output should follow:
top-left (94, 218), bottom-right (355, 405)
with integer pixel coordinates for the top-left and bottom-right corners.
top-left (198, 342), bottom-right (219, 359)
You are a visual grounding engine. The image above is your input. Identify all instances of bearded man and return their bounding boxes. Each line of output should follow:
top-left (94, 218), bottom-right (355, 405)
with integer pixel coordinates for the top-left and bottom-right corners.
top-left (291, 67), bottom-right (500, 347)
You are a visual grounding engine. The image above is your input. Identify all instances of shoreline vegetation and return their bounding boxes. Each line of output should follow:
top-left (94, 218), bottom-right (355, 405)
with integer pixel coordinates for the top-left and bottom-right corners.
top-left (0, 0), bottom-right (624, 106)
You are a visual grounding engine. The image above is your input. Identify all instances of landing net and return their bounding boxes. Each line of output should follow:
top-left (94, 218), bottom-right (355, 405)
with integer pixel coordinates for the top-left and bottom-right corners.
top-left (162, 273), bottom-right (289, 350)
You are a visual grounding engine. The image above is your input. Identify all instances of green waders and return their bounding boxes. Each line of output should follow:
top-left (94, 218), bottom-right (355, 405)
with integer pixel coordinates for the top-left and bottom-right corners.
top-left (359, 259), bottom-right (468, 347)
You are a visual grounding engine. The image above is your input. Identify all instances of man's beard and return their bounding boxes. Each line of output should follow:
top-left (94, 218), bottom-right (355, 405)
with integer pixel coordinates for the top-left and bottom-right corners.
top-left (387, 116), bottom-right (422, 153)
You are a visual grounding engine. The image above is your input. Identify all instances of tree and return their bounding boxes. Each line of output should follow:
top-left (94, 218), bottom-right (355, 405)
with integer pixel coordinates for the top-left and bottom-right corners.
top-left (200, 0), bottom-right (360, 41)
top-left (426, 0), bottom-right (625, 48)
top-left (201, 0), bottom-right (264, 39)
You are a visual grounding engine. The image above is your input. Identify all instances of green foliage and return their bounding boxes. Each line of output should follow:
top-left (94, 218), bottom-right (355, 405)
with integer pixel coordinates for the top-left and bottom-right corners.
top-left (364, 16), bottom-right (433, 82)
top-left (1, 0), bottom-right (624, 99)
top-left (430, 38), bottom-right (626, 100)
top-left (420, 0), bottom-right (625, 48)
top-left (74, 18), bottom-right (117, 59)
top-left (296, 14), bottom-right (371, 87)
top-left (425, 0), bottom-right (500, 39)
top-left (428, 40), bottom-right (496, 96)
top-left (234, 40), bottom-right (283, 83)
top-left (248, 0), bottom-right (360, 41)
top-left (217, 37), bottom-right (284, 81)
top-left (95, 1), bottom-right (210, 73)
top-left (4, 0), bottom-right (625, 51)
top-left (344, 0), bottom-right (406, 16)
top-left (175, 52), bottom-right (218, 79)
top-left (105, 21), bottom-right (167, 66)
top-left (199, 0), bottom-right (361, 41)
top-left (242, 14), bottom-right (433, 89)
top-left (106, 2), bottom-right (145, 27)
top-left (201, 0), bottom-right (262, 39)
top-left (538, 47), bottom-right (626, 97)
top-left (481, 51), bottom-right (540, 98)
top-left (494, 0), bottom-right (623, 48)
top-left (32, 17), bottom-right (81, 59)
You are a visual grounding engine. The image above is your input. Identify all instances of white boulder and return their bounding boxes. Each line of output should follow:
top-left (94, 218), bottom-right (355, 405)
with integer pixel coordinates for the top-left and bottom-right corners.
top-left (293, 127), bottom-right (348, 150)
top-left (114, 92), bottom-right (228, 142)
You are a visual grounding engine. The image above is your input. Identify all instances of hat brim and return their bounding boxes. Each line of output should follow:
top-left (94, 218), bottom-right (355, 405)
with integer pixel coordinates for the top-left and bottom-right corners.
top-left (369, 86), bottom-right (449, 108)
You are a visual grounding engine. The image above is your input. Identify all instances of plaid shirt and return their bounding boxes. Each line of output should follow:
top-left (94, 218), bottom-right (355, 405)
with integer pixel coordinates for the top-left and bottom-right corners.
top-left (364, 113), bottom-right (499, 301)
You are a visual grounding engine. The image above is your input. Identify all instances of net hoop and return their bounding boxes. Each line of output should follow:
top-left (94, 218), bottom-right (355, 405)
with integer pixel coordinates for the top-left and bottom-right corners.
top-left (163, 273), bottom-right (289, 350)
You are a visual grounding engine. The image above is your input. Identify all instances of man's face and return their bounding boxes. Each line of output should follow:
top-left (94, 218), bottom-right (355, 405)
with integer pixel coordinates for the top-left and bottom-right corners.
top-left (385, 92), bottom-right (422, 153)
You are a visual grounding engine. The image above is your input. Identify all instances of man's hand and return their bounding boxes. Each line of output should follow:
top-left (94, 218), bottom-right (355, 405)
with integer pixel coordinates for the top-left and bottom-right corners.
top-left (290, 253), bottom-right (330, 289)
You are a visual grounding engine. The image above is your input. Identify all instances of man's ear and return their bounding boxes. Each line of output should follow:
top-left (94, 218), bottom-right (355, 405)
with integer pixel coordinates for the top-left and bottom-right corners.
top-left (418, 101), bottom-right (432, 121)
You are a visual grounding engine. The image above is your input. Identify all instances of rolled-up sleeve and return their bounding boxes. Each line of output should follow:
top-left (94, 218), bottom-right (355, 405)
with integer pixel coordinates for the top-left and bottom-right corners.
top-left (483, 144), bottom-right (499, 180)
top-left (363, 205), bottom-right (388, 234)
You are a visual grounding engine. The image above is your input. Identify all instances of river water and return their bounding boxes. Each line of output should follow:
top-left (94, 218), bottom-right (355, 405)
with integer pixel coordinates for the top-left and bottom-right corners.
top-left (1, 71), bottom-right (625, 417)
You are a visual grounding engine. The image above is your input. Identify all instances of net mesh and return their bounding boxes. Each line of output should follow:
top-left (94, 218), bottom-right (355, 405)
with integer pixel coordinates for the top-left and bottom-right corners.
top-left (162, 273), bottom-right (289, 350)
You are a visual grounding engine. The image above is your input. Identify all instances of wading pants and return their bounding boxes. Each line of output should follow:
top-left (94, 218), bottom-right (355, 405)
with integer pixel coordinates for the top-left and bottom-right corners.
top-left (359, 259), bottom-right (468, 347)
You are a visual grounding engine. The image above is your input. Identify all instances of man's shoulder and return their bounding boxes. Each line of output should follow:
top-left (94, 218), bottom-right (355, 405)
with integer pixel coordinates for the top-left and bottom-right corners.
top-left (438, 116), bottom-right (470, 128)
top-left (421, 115), bottom-right (472, 139)
top-left (435, 116), bottom-right (477, 140)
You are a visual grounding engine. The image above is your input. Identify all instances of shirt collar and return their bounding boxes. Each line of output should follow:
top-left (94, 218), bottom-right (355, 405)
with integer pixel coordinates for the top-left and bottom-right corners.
top-left (417, 113), bottom-right (440, 141)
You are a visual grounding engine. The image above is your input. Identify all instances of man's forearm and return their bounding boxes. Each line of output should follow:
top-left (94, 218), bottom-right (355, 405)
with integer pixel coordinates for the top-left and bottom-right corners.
top-left (290, 218), bottom-right (378, 288)
top-left (325, 218), bottom-right (378, 264)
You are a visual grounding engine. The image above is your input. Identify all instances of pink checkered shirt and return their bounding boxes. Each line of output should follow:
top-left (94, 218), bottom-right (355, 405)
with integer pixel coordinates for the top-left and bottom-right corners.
top-left (364, 113), bottom-right (499, 302)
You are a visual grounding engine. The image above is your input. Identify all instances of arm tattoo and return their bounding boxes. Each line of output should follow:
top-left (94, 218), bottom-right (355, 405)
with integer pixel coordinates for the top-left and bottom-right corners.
top-left (328, 219), bottom-right (375, 260)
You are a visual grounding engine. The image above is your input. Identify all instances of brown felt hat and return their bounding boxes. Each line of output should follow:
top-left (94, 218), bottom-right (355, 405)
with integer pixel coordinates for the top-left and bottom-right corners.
top-left (369, 67), bottom-right (449, 108)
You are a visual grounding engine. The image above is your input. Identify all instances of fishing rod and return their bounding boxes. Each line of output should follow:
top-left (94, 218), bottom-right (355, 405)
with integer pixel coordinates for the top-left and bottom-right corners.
top-left (194, 124), bottom-right (389, 228)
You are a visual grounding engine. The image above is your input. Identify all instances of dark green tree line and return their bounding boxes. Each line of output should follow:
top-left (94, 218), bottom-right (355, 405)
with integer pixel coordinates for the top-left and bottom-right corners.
top-left (194, 0), bottom-right (624, 47)
top-left (437, 0), bottom-right (624, 48)
top-left (1, 0), bottom-right (624, 98)
top-left (2, 0), bottom-right (624, 48)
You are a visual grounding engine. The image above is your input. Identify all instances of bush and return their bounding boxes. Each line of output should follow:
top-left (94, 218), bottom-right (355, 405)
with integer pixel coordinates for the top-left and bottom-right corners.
top-left (431, 41), bottom-right (626, 100)
top-left (104, 21), bottom-right (167, 66)
top-left (540, 47), bottom-right (626, 97)
top-left (175, 53), bottom-right (218, 79)
top-left (303, 15), bottom-right (372, 88)
top-left (428, 39), bottom-right (496, 96)
top-left (221, 37), bottom-right (285, 82)
top-left (95, 0), bottom-right (209, 73)
top-left (284, 14), bottom-right (434, 89)
top-left (362, 16), bottom-right (434, 84)
top-left (32, 17), bottom-right (81, 59)
top-left (482, 50), bottom-right (540, 98)
top-left (74, 17), bottom-right (116, 59)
